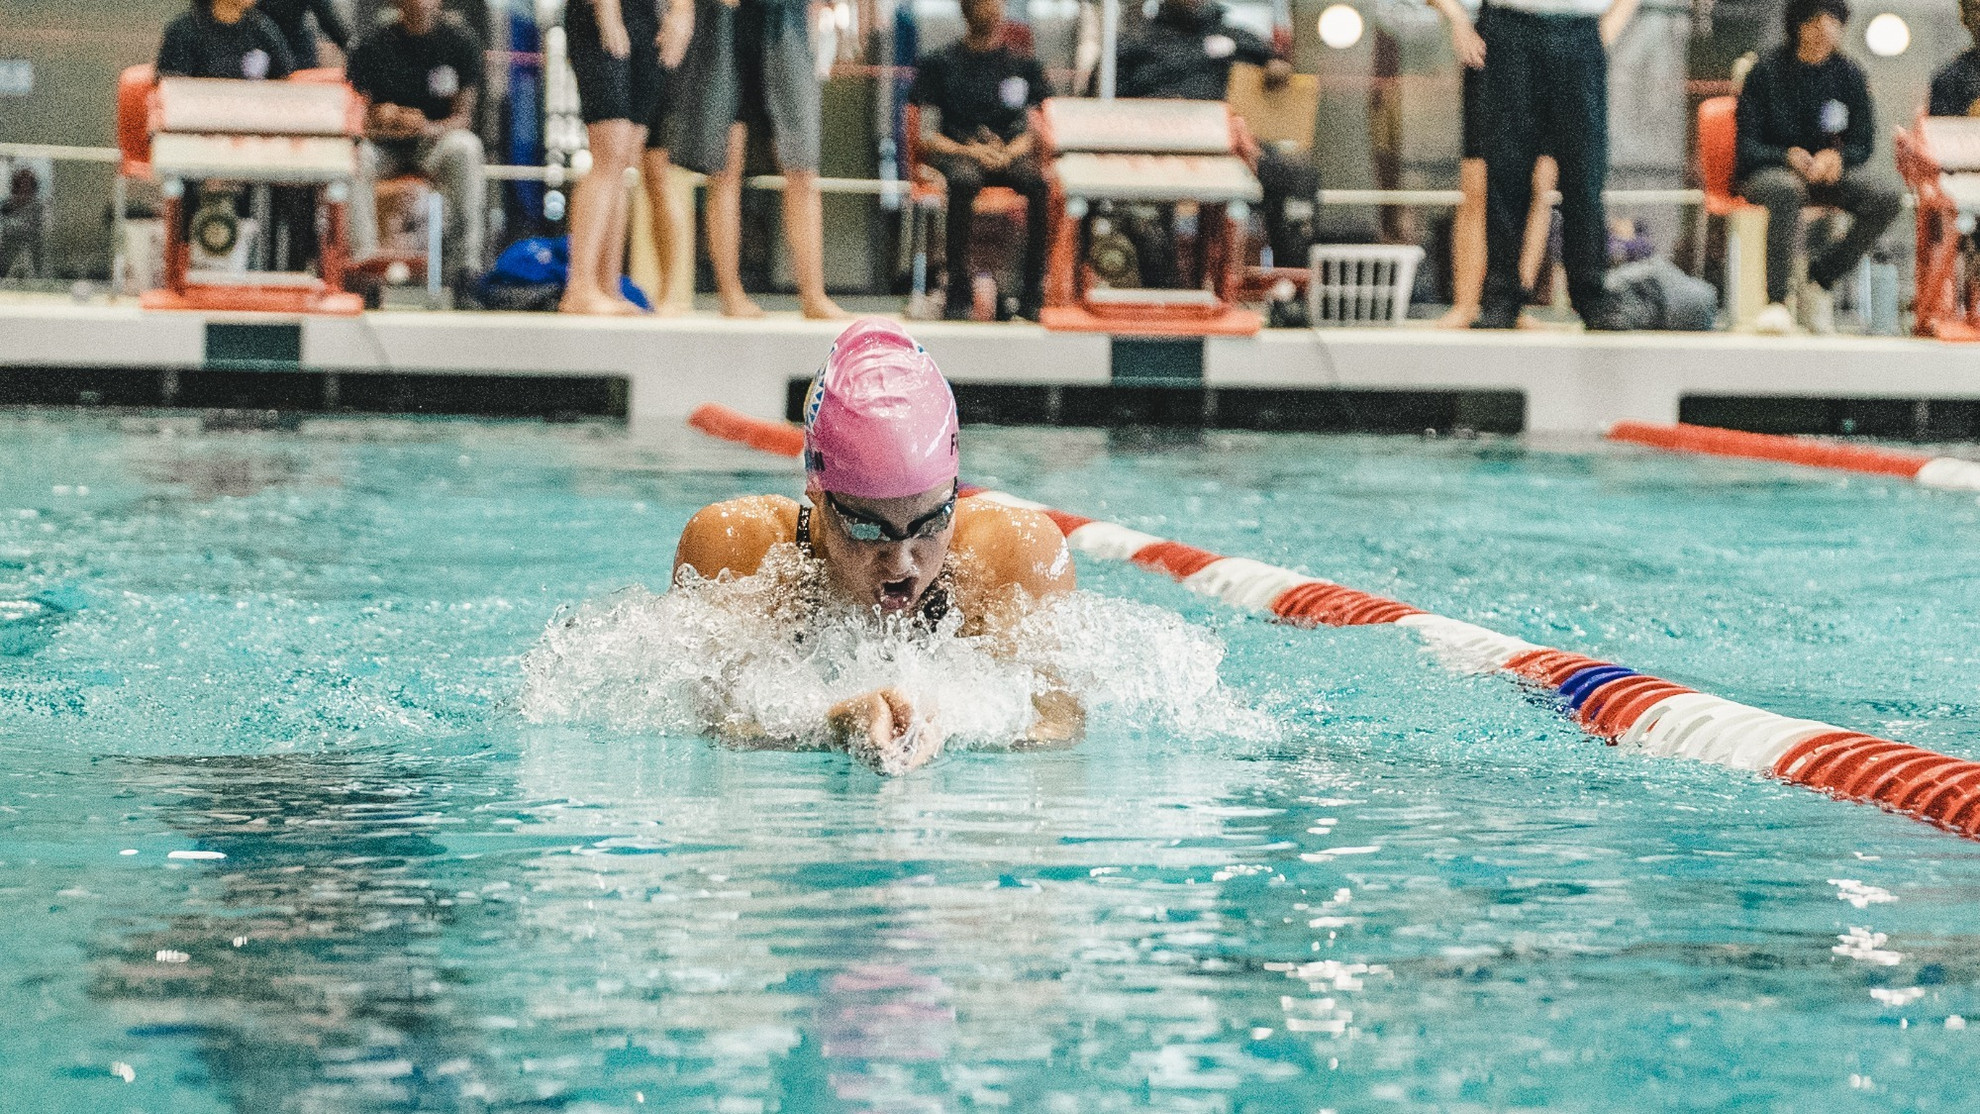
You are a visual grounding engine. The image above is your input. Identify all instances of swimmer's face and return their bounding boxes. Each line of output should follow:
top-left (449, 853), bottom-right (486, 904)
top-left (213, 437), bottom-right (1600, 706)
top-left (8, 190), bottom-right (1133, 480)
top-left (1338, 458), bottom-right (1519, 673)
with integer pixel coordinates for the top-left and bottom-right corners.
top-left (811, 481), bottom-right (958, 614)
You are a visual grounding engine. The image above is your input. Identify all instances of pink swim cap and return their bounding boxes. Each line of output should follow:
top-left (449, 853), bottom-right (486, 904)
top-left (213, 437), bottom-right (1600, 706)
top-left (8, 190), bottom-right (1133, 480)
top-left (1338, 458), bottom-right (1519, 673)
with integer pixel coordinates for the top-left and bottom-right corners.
top-left (802, 318), bottom-right (960, 499)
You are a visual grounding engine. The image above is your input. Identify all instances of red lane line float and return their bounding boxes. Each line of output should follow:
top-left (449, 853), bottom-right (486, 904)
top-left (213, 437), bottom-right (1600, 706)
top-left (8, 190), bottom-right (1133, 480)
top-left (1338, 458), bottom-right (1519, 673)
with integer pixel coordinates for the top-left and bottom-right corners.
top-left (689, 403), bottom-right (1980, 842)
top-left (689, 404), bottom-right (808, 458)
top-left (1131, 541), bottom-right (1224, 580)
top-left (1608, 421), bottom-right (1931, 479)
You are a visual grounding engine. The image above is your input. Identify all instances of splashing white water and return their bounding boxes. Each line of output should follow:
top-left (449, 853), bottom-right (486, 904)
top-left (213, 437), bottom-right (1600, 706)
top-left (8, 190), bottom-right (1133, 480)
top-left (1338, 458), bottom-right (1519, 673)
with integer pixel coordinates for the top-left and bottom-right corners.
top-left (518, 548), bottom-right (1273, 748)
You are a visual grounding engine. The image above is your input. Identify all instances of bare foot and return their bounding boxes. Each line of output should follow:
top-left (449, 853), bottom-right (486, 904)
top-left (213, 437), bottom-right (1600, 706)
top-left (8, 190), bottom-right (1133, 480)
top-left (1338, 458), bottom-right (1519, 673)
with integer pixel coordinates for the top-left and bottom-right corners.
top-left (720, 293), bottom-right (767, 319)
top-left (1515, 312), bottom-right (1553, 331)
top-left (560, 287), bottom-right (628, 315)
top-left (801, 295), bottom-right (851, 321)
top-left (610, 295), bottom-right (650, 316)
top-left (1434, 305), bottom-right (1479, 329)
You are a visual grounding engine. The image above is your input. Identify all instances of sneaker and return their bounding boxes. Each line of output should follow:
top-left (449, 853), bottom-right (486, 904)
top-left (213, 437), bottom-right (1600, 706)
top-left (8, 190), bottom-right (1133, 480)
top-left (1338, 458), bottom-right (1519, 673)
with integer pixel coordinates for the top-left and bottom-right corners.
top-left (1798, 280), bottom-right (1836, 336)
top-left (1752, 302), bottom-right (1798, 336)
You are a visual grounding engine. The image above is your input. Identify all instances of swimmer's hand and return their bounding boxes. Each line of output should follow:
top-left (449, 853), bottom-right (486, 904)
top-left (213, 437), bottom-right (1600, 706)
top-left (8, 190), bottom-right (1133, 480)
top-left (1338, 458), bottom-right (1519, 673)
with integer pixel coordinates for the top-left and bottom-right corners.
top-left (828, 688), bottom-right (946, 775)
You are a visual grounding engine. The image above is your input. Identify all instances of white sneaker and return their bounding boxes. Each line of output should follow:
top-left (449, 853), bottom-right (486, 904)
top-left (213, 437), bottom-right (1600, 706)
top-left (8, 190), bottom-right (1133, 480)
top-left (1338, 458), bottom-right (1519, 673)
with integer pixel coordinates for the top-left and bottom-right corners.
top-left (1798, 281), bottom-right (1836, 336)
top-left (1753, 302), bottom-right (1797, 335)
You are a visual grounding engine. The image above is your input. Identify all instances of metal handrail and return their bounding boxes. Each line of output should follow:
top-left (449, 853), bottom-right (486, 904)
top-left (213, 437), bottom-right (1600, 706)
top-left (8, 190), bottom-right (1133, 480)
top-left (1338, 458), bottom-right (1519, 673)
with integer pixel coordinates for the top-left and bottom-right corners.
top-left (0, 141), bottom-right (1710, 206)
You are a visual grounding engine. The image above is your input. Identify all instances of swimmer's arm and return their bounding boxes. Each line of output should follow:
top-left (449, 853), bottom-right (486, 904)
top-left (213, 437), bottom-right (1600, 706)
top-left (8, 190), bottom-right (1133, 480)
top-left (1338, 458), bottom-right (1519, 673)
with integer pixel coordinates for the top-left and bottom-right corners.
top-left (957, 503), bottom-right (1085, 743)
top-left (671, 496), bottom-right (800, 585)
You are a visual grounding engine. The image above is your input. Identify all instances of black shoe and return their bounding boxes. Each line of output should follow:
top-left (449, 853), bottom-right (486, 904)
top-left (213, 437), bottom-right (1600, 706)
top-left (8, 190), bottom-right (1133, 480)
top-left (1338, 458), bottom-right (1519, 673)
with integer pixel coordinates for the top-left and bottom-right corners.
top-left (1582, 299), bottom-right (1633, 332)
top-left (1471, 302), bottom-right (1519, 330)
top-left (942, 300), bottom-right (974, 322)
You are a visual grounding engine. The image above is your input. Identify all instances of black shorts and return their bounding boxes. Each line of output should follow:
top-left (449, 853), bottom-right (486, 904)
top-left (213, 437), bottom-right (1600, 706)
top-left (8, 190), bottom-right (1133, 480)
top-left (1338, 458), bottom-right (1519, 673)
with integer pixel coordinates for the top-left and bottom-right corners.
top-left (729, 0), bottom-right (775, 134)
top-left (568, 1), bottom-right (667, 126)
top-left (1461, 9), bottom-right (1553, 162)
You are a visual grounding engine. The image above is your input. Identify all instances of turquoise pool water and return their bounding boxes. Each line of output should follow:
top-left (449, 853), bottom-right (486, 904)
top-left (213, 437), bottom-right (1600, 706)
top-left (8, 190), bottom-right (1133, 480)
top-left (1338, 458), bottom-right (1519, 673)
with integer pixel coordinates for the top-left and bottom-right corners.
top-left (3, 412), bottom-right (1978, 1112)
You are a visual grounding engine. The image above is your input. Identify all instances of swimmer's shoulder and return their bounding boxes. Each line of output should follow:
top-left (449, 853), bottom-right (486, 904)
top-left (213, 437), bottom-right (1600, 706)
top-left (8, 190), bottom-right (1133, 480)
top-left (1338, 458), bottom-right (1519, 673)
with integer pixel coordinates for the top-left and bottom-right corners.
top-left (673, 495), bottom-right (801, 583)
top-left (953, 495), bottom-right (1075, 599)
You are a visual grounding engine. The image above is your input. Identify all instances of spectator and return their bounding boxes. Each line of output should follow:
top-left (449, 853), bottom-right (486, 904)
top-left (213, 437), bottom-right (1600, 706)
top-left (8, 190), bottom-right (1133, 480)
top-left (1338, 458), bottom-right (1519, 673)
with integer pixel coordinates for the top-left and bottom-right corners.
top-left (669, 0), bottom-right (846, 319)
top-left (1115, 0), bottom-right (1316, 275)
top-left (346, 0), bottom-right (488, 292)
top-left (257, 0), bottom-right (352, 70)
top-left (156, 0), bottom-right (312, 270)
top-left (638, 0), bottom-right (696, 311)
top-left (908, 0), bottom-right (1050, 320)
top-left (1735, 0), bottom-right (1901, 335)
top-left (157, 0), bottom-right (297, 82)
top-left (1472, 0), bottom-right (1636, 331)
top-left (0, 167), bottom-right (47, 281)
top-left (1930, 0), bottom-right (1980, 118)
top-left (561, 0), bottom-right (670, 315)
top-left (1426, 0), bottom-right (1557, 328)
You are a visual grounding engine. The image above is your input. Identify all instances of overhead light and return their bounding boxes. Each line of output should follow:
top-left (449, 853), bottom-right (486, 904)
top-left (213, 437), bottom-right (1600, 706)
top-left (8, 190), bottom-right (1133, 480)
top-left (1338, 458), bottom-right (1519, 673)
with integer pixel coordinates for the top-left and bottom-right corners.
top-left (1317, 4), bottom-right (1364, 49)
top-left (1864, 13), bottom-right (1909, 57)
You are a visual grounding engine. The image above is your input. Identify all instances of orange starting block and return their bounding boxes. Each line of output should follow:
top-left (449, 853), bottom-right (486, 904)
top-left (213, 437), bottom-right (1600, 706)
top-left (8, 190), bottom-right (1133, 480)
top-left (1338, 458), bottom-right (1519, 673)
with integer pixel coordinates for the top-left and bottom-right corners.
top-left (1897, 115), bottom-right (1980, 342)
top-left (139, 74), bottom-right (364, 315)
top-left (1036, 98), bottom-right (1263, 336)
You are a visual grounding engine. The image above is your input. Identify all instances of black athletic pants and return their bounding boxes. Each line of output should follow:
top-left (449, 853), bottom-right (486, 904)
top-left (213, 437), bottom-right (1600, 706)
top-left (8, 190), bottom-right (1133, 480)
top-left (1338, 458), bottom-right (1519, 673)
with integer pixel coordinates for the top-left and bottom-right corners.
top-left (1477, 7), bottom-right (1609, 323)
top-left (929, 152), bottom-right (1050, 313)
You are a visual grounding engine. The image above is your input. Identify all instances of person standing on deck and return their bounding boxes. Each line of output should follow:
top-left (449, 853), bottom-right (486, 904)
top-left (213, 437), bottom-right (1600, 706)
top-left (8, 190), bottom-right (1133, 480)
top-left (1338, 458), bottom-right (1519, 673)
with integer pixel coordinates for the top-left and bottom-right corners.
top-left (1469, 0), bottom-right (1637, 331)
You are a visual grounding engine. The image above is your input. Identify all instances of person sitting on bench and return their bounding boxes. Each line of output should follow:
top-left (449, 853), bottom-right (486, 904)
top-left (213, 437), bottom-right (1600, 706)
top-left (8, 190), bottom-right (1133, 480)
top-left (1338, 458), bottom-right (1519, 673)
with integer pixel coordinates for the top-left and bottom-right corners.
top-left (157, 0), bottom-right (314, 271)
top-left (908, 0), bottom-right (1051, 320)
top-left (1734, 0), bottom-right (1901, 335)
top-left (1114, 0), bottom-right (1313, 282)
top-left (346, 0), bottom-right (489, 292)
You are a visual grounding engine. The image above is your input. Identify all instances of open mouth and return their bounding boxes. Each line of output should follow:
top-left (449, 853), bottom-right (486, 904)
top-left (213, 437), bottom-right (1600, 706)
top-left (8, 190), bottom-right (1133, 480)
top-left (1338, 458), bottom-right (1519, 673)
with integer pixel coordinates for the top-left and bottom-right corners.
top-left (877, 578), bottom-right (917, 612)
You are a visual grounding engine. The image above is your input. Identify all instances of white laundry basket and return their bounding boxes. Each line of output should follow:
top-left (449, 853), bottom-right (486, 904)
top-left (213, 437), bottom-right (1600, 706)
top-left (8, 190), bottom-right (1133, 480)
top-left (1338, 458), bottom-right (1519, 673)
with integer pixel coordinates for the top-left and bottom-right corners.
top-left (1306, 244), bottom-right (1425, 326)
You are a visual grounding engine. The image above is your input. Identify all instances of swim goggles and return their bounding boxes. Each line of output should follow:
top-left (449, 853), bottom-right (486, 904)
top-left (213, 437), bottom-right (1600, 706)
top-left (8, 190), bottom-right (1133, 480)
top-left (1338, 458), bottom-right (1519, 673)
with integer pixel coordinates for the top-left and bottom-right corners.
top-left (823, 487), bottom-right (958, 544)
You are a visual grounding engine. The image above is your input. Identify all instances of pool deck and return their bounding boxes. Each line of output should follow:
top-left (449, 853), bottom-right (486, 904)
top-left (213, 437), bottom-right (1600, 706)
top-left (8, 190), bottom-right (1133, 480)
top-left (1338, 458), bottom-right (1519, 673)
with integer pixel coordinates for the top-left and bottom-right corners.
top-left (4, 295), bottom-right (1978, 434)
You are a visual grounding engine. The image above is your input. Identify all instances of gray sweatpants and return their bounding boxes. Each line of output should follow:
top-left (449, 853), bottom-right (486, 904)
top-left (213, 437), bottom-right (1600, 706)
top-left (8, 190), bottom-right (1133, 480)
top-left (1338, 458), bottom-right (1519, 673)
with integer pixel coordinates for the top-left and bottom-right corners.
top-left (1737, 165), bottom-right (1902, 304)
top-left (349, 130), bottom-right (488, 283)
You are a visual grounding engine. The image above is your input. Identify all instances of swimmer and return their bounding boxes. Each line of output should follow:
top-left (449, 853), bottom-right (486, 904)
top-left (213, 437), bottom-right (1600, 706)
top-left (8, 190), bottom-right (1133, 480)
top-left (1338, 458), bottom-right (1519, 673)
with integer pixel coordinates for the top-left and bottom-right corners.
top-left (672, 318), bottom-right (1082, 774)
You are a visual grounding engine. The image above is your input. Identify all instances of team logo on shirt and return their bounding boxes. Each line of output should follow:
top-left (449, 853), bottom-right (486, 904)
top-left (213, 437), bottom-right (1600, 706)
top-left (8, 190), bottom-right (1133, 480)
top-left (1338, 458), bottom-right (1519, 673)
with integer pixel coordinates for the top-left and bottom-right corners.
top-left (1819, 99), bottom-right (1849, 136)
top-left (242, 49), bottom-right (270, 80)
top-left (429, 65), bottom-right (460, 99)
top-left (1202, 34), bottom-right (1235, 59)
top-left (998, 76), bottom-right (1028, 110)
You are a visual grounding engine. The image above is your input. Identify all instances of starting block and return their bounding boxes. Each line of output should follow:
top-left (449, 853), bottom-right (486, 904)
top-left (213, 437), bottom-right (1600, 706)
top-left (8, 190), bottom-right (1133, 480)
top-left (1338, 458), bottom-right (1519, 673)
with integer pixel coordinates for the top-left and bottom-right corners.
top-left (141, 75), bottom-right (364, 315)
top-left (1897, 115), bottom-right (1980, 342)
top-left (1037, 98), bottom-right (1263, 336)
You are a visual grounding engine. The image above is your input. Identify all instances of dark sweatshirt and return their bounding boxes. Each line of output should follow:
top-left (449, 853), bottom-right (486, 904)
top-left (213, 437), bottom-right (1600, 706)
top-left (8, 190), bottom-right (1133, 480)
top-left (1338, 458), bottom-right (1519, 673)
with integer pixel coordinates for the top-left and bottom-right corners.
top-left (1116, 1), bottom-right (1274, 101)
top-left (1930, 49), bottom-right (1980, 118)
top-left (256, 0), bottom-right (352, 70)
top-left (156, 7), bottom-right (298, 80)
top-left (1734, 46), bottom-right (1875, 183)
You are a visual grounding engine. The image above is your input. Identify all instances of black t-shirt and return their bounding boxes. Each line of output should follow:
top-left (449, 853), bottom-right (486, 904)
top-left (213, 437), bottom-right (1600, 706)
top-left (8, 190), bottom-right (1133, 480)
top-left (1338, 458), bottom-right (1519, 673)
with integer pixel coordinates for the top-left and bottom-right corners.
top-left (256, 0), bottom-right (352, 68)
top-left (909, 41), bottom-right (1048, 143)
top-left (1931, 50), bottom-right (1980, 118)
top-left (348, 17), bottom-right (486, 123)
top-left (156, 8), bottom-right (298, 81)
top-left (1116, 4), bottom-right (1272, 101)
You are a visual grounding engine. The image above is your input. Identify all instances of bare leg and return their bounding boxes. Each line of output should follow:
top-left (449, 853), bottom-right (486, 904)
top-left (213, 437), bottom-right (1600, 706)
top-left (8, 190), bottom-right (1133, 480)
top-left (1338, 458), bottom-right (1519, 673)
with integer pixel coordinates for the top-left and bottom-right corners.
top-left (599, 124), bottom-right (649, 312)
top-left (707, 124), bottom-right (764, 318)
top-left (1520, 156), bottom-right (1558, 291)
top-left (1437, 157), bottom-right (1488, 328)
top-left (561, 119), bottom-right (641, 315)
top-left (1513, 156), bottom-right (1560, 330)
top-left (780, 167), bottom-right (846, 319)
top-left (640, 145), bottom-right (679, 310)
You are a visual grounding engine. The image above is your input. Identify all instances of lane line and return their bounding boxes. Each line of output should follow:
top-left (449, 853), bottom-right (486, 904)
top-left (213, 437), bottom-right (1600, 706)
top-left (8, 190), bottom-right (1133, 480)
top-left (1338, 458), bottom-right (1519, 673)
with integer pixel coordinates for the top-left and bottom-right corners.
top-left (689, 403), bottom-right (1980, 841)
top-left (1608, 420), bottom-right (1980, 492)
